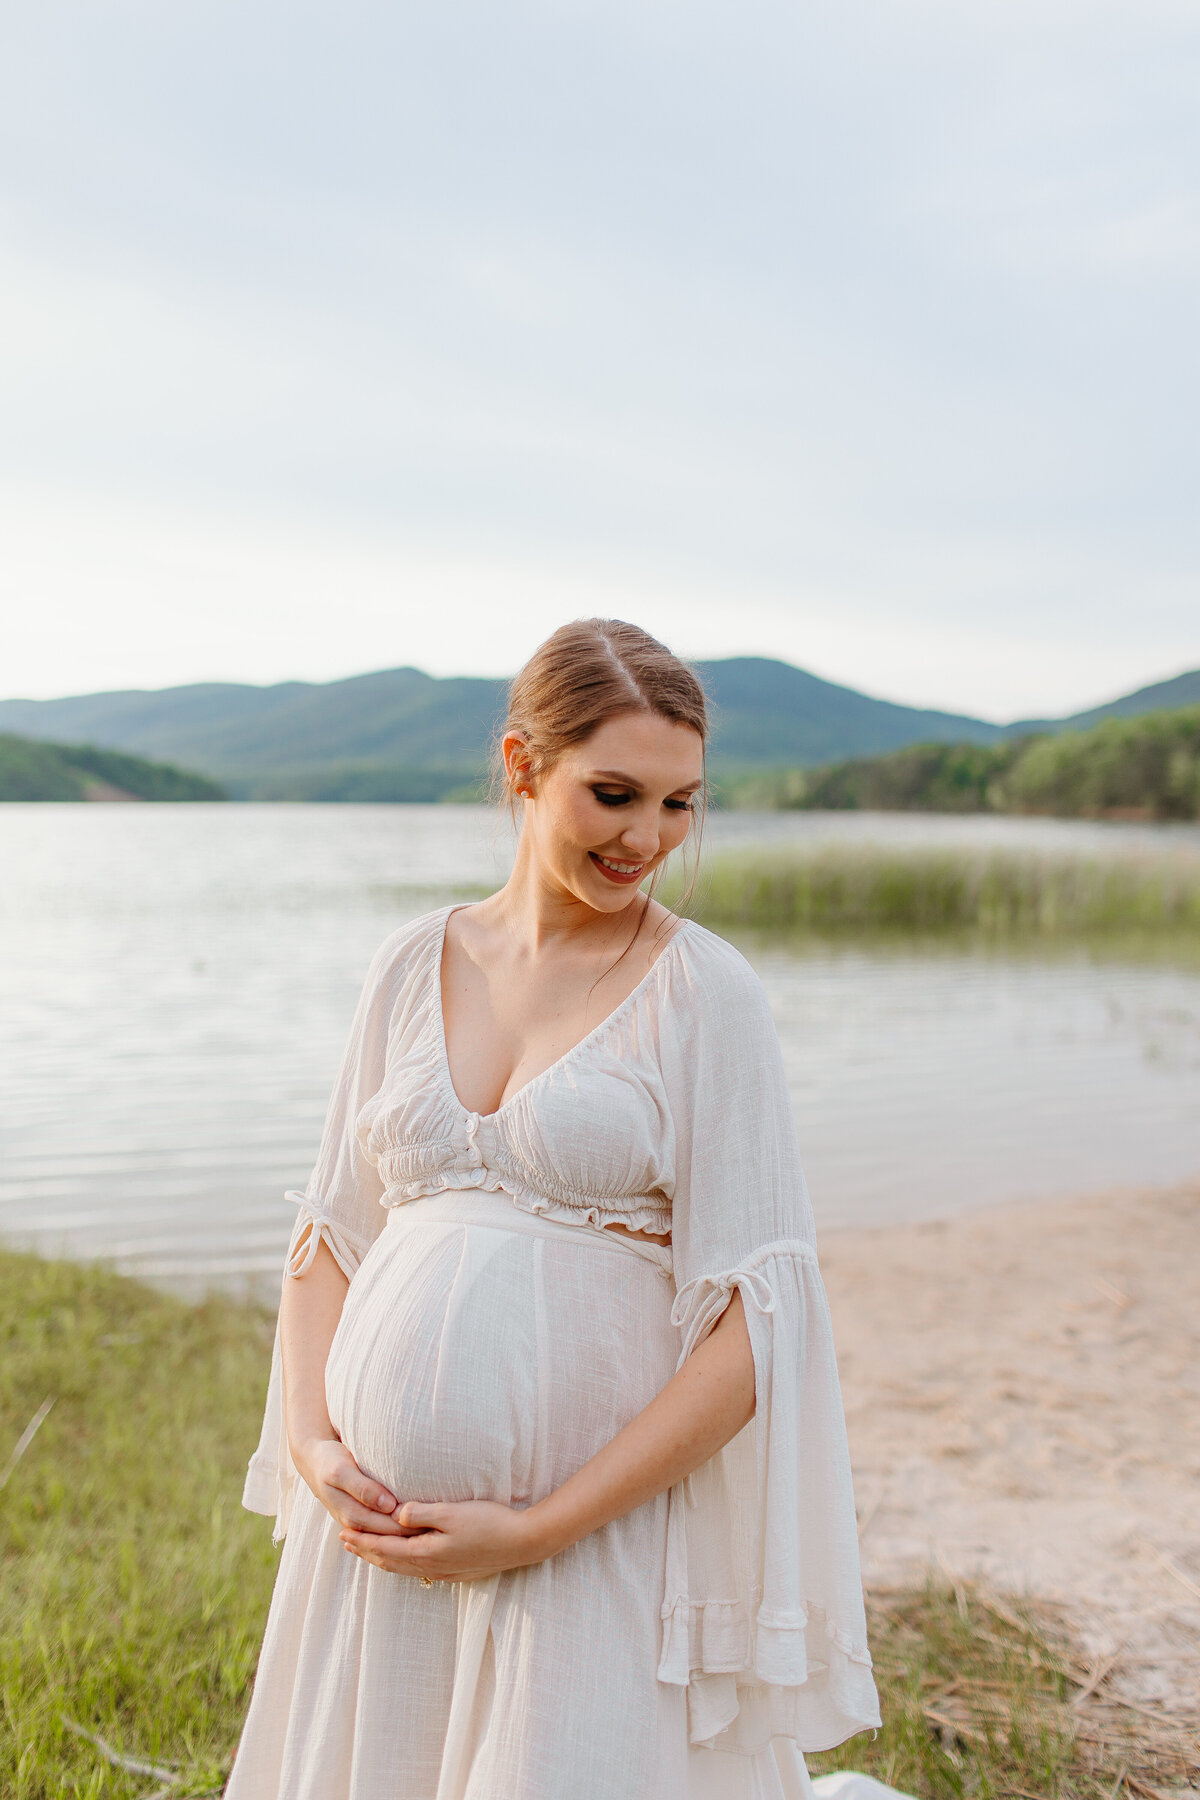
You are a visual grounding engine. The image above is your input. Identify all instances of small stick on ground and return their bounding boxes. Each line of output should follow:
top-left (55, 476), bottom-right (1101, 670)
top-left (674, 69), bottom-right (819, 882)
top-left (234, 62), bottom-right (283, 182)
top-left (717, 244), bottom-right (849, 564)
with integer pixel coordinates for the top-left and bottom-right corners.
top-left (1139, 1540), bottom-right (1200, 1605)
top-left (977, 1592), bottom-right (1041, 1638)
top-left (1082, 1690), bottom-right (1197, 1729)
top-left (0, 1397), bottom-right (54, 1490)
top-left (61, 1717), bottom-right (179, 1783)
top-left (1124, 1777), bottom-right (1182, 1800)
top-left (1070, 1648), bottom-right (1124, 1707)
top-left (922, 1705), bottom-right (988, 1747)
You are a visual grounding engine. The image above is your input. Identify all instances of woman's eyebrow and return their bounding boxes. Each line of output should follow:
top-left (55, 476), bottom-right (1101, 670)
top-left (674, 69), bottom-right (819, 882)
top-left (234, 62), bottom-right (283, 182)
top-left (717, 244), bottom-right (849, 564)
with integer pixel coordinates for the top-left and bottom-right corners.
top-left (590, 768), bottom-right (644, 786)
top-left (590, 769), bottom-right (702, 793)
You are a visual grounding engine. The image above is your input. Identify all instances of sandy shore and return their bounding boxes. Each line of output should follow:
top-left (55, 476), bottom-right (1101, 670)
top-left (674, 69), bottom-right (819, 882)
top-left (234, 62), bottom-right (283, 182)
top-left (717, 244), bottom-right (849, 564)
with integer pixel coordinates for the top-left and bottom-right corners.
top-left (820, 1181), bottom-right (1200, 1717)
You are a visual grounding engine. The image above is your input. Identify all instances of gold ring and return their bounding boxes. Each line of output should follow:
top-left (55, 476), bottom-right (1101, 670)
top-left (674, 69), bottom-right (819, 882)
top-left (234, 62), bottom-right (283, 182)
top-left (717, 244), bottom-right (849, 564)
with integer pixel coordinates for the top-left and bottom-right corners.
top-left (420, 1576), bottom-right (433, 1588)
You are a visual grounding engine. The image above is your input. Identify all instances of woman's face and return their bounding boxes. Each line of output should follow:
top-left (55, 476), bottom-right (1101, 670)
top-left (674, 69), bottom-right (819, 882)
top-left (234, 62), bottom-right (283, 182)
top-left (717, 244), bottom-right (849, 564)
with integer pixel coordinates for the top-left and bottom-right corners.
top-left (508, 711), bottom-right (703, 914)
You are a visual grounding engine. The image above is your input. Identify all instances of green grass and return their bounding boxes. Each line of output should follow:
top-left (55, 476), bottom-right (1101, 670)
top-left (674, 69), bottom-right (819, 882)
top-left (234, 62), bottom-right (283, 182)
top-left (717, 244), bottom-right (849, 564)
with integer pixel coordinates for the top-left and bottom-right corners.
top-left (0, 1251), bottom-right (277, 1797)
top-left (670, 844), bottom-right (1200, 940)
top-left (3, 1253), bottom-right (1195, 1797)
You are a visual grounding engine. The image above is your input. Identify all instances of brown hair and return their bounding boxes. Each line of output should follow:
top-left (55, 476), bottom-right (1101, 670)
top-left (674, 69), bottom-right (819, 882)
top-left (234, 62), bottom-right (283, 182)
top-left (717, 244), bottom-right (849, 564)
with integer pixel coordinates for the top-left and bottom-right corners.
top-left (492, 617), bottom-right (709, 921)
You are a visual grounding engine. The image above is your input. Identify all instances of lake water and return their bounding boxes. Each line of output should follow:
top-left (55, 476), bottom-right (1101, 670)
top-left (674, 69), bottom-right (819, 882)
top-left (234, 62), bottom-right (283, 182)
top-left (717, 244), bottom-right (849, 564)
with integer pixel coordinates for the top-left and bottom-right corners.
top-left (2, 804), bottom-right (1198, 1294)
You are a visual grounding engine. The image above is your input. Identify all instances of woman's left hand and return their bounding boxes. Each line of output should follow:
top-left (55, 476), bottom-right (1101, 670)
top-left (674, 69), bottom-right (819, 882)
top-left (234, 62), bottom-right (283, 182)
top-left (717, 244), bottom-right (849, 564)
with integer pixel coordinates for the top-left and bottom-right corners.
top-left (339, 1499), bottom-right (545, 1582)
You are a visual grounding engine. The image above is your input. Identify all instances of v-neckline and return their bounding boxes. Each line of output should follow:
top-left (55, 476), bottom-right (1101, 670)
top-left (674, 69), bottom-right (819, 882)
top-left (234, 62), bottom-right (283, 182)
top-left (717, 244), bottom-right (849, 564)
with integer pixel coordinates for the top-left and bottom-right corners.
top-left (430, 903), bottom-right (691, 1122)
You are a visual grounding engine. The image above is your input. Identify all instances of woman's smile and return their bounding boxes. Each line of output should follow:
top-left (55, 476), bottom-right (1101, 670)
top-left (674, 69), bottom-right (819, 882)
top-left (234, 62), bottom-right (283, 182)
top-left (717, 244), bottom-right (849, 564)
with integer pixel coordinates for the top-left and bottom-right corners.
top-left (588, 852), bottom-right (647, 884)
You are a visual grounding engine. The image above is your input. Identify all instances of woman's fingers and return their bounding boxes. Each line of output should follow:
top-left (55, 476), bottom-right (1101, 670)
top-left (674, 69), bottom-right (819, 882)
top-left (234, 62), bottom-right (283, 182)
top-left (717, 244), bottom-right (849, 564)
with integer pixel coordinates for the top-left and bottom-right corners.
top-left (339, 1529), bottom-right (440, 1575)
top-left (302, 1439), bottom-right (399, 1524)
top-left (327, 1494), bottom-right (408, 1534)
top-left (393, 1500), bottom-right (443, 1531)
top-left (337, 1500), bottom-right (535, 1580)
top-left (327, 1450), bottom-right (396, 1514)
top-left (339, 1531), bottom-right (497, 1583)
top-left (353, 1474), bottom-right (398, 1513)
top-left (321, 1447), bottom-right (399, 1524)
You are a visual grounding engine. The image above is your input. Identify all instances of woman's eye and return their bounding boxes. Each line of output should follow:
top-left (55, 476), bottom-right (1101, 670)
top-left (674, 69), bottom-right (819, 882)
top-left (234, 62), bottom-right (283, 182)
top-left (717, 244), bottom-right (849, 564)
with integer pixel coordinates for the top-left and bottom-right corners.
top-left (591, 788), bottom-right (692, 810)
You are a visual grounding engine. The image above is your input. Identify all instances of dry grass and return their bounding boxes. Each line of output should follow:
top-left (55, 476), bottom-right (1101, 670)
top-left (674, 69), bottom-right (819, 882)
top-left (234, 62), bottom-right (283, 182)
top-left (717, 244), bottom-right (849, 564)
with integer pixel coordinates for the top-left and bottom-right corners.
top-left (812, 1580), bottom-right (1200, 1800)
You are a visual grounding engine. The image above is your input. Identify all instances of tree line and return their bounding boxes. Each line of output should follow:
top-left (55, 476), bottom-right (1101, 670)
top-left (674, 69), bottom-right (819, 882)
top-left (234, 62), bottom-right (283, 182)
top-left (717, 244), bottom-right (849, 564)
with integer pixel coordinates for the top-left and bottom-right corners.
top-left (0, 735), bottom-right (228, 802)
top-left (722, 705), bottom-right (1200, 821)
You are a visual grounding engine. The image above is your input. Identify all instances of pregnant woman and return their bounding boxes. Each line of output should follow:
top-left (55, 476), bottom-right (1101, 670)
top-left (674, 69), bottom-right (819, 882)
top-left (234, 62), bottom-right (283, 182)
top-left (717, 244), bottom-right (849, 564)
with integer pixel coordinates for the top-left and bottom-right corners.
top-left (227, 619), bottom-right (884, 1800)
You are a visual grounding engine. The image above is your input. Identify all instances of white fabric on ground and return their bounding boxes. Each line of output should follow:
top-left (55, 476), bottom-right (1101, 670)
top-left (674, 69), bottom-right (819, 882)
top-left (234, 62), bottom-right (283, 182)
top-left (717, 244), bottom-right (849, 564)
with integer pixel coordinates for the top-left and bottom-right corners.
top-left (231, 906), bottom-right (888, 1798)
top-left (811, 1778), bottom-right (913, 1800)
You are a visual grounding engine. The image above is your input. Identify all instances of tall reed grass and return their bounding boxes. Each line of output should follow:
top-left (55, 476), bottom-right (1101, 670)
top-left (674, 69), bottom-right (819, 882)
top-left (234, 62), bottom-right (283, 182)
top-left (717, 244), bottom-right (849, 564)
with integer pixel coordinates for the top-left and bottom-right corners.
top-left (670, 844), bottom-right (1200, 937)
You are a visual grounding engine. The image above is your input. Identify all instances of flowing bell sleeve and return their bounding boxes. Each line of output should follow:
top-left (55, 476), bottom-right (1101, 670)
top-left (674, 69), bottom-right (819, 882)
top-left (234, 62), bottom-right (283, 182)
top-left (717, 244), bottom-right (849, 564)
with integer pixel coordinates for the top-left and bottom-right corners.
top-left (656, 929), bottom-right (881, 1754)
top-left (241, 925), bottom-right (412, 1538)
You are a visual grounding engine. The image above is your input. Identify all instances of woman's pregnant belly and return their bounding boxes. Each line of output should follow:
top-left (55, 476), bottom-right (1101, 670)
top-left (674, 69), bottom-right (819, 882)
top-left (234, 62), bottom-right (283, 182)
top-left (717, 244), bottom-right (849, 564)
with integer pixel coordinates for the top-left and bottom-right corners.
top-left (324, 1199), bottom-right (679, 1508)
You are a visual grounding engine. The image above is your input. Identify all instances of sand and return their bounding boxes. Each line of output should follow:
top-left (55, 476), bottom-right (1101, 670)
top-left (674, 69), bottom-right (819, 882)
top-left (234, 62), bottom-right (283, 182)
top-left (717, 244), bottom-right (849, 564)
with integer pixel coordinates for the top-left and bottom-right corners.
top-left (820, 1181), bottom-right (1200, 1718)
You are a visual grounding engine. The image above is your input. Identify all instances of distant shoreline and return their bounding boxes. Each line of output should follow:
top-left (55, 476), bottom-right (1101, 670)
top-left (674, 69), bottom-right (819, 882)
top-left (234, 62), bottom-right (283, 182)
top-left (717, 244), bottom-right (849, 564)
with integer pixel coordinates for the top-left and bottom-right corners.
top-left (2, 655), bottom-right (1197, 810)
top-left (0, 732), bottom-right (227, 803)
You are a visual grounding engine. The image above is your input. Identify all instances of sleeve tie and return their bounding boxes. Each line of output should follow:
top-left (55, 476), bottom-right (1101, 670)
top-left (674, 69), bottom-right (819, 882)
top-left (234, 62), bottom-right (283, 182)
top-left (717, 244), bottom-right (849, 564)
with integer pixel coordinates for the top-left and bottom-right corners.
top-left (284, 1191), bottom-right (371, 1281)
top-left (671, 1239), bottom-right (817, 1355)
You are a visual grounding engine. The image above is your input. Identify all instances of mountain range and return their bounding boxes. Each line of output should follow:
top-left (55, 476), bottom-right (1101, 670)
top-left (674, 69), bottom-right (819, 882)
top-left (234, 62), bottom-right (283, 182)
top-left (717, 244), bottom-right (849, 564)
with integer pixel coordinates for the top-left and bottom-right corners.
top-left (1, 659), bottom-right (1196, 802)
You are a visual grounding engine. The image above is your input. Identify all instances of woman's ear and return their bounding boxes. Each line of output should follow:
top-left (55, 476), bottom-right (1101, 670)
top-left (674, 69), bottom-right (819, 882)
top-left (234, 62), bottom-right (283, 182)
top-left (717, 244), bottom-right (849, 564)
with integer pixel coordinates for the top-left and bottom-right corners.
top-left (502, 733), bottom-right (534, 800)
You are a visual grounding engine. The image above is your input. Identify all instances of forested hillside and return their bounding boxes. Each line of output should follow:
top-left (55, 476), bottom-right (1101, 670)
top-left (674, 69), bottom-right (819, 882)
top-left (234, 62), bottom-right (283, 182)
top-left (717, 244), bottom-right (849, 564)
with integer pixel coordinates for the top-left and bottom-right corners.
top-left (0, 735), bottom-right (229, 802)
top-left (1009, 667), bottom-right (1200, 734)
top-left (728, 705), bottom-right (1200, 821)
top-left (2, 658), bottom-right (1196, 802)
top-left (0, 658), bottom-right (1003, 798)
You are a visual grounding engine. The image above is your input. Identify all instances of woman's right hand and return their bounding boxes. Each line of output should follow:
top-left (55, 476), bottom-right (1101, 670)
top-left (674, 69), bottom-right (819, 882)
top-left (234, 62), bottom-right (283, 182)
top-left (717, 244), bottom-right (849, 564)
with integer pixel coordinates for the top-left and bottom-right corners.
top-left (279, 1237), bottom-right (403, 1535)
top-left (294, 1435), bottom-right (406, 1535)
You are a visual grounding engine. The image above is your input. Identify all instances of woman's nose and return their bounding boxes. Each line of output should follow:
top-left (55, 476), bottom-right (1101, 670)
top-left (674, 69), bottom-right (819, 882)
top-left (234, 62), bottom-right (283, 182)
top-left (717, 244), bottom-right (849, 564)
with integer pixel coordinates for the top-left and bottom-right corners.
top-left (619, 813), bottom-right (661, 859)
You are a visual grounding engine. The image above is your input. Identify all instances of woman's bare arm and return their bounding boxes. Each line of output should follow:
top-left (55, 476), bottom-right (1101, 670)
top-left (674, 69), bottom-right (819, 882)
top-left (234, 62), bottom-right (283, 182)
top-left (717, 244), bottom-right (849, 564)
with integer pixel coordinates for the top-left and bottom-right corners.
top-left (281, 1234), bottom-right (405, 1533)
top-left (526, 1288), bottom-right (753, 1555)
top-left (341, 1290), bottom-right (754, 1580)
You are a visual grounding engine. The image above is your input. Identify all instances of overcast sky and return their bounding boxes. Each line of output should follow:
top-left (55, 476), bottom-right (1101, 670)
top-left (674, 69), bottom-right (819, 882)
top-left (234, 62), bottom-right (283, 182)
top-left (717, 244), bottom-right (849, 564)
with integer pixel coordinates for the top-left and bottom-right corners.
top-left (3, 0), bottom-right (1198, 720)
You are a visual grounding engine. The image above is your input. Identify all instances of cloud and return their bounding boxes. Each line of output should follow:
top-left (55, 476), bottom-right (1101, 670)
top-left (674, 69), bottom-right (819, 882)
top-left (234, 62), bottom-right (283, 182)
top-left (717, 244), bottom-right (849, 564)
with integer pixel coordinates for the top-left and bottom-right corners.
top-left (1, 0), bottom-right (1197, 713)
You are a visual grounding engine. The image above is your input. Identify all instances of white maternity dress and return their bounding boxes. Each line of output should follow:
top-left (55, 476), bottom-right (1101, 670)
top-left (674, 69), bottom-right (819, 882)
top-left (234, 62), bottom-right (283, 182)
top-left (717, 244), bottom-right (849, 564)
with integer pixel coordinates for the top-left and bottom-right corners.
top-left (229, 907), bottom-right (883, 1800)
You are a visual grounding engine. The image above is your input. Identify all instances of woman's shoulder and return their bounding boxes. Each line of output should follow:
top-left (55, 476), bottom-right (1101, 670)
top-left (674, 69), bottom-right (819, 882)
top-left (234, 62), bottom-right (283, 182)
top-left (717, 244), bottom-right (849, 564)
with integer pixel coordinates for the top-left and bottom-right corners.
top-left (655, 919), bottom-right (783, 1090)
top-left (667, 916), bottom-right (771, 1012)
top-left (361, 905), bottom-right (450, 994)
